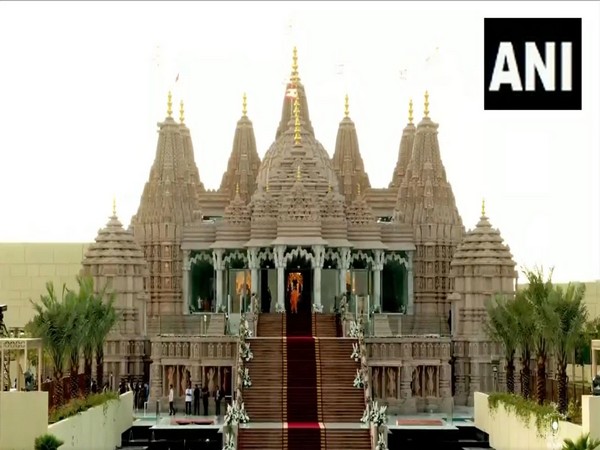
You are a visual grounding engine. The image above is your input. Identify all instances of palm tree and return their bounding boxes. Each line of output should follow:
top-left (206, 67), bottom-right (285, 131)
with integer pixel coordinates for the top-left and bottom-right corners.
top-left (70, 276), bottom-right (96, 396)
top-left (486, 296), bottom-right (518, 393)
top-left (562, 433), bottom-right (600, 450)
top-left (543, 283), bottom-right (587, 414)
top-left (512, 291), bottom-right (536, 399)
top-left (28, 282), bottom-right (71, 407)
top-left (91, 289), bottom-right (118, 389)
top-left (523, 267), bottom-right (555, 404)
top-left (64, 290), bottom-right (85, 399)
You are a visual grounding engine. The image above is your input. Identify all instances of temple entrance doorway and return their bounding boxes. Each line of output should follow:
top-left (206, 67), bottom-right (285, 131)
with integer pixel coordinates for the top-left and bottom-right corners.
top-left (285, 255), bottom-right (312, 314)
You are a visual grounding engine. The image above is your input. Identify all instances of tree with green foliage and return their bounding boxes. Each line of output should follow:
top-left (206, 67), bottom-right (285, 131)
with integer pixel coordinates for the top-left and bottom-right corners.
top-left (512, 290), bottom-right (536, 399)
top-left (34, 433), bottom-right (64, 450)
top-left (543, 283), bottom-right (587, 414)
top-left (28, 283), bottom-right (72, 407)
top-left (522, 267), bottom-right (555, 405)
top-left (486, 295), bottom-right (518, 393)
top-left (90, 288), bottom-right (118, 388)
top-left (562, 433), bottom-right (600, 450)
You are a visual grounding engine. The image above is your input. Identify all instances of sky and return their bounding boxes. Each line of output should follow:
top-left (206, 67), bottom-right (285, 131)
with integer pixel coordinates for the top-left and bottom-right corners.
top-left (0, 1), bottom-right (598, 283)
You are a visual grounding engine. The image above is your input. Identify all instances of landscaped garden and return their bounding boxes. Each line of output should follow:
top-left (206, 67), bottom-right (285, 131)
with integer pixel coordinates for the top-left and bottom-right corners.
top-left (486, 267), bottom-right (600, 449)
top-left (26, 275), bottom-right (118, 421)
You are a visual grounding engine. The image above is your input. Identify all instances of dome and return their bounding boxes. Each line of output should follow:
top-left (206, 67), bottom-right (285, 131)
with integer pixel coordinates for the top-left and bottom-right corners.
top-left (347, 193), bottom-right (386, 250)
top-left (223, 190), bottom-right (251, 226)
top-left (320, 187), bottom-right (350, 247)
top-left (254, 121), bottom-right (339, 201)
top-left (247, 186), bottom-right (278, 247)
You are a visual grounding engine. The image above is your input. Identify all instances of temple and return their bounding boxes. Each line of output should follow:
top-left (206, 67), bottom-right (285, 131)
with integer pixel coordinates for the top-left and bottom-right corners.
top-left (79, 48), bottom-right (517, 436)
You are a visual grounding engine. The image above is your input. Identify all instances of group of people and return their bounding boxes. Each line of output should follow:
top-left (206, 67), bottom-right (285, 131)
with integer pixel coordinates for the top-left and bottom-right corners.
top-left (117, 379), bottom-right (150, 410)
top-left (168, 383), bottom-right (226, 416)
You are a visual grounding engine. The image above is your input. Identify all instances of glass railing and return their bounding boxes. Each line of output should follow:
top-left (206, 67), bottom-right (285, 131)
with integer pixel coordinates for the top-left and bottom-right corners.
top-left (366, 313), bottom-right (451, 337)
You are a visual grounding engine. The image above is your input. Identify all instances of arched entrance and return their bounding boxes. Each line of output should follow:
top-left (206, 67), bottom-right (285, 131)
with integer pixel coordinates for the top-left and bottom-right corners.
top-left (285, 255), bottom-right (313, 314)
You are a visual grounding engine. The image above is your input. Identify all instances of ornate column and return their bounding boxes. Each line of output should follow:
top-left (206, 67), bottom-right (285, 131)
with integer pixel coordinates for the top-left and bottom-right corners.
top-left (407, 251), bottom-right (414, 315)
top-left (312, 245), bottom-right (325, 312)
top-left (247, 248), bottom-right (259, 313)
top-left (372, 250), bottom-right (384, 311)
top-left (183, 250), bottom-right (191, 315)
top-left (274, 245), bottom-right (286, 311)
top-left (212, 249), bottom-right (225, 310)
top-left (339, 248), bottom-right (351, 296)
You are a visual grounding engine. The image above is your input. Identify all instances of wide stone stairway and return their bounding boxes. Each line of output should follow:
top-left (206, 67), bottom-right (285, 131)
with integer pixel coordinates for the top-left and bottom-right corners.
top-left (237, 313), bottom-right (371, 450)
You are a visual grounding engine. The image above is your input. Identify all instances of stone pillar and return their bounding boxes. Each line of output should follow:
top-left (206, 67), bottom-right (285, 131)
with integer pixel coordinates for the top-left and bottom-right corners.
top-left (247, 248), bottom-right (259, 297)
top-left (373, 250), bottom-right (384, 311)
top-left (150, 363), bottom-right (162, 402)
top-left (469, 360), bottom-right (481, 406)
top-left (407, 251), bottom-right (414, 315)
top-left (212, 249), bottom-right (225, 310)
top-left (274, 245), bottom-right (286, 311)
top-left (183, 250), bottom-right (191, 315)
top-left (339, 248), bottom-right (351, 296)
top-left (312, 245), bottom-right (325, 312)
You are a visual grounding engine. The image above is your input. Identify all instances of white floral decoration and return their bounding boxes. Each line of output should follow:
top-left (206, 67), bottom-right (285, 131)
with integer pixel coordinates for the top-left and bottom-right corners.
top-left (349, 320), bottom-right (363, 338)
top-left (312, 303), bottom-right (324, 313)
top-left (351, 342), bottom-right (360, 362)
top-left (224, 399), bottom-right (250, 425)
top-left (222, 432), bottom-right (236, 450)
top-left (361, 400), bottom-right (388, 427)
top-left (353, 369), bottom-right (365, 389)
top-left (217, 304), bottom-right (228, 313)
top-left (237, 366), bottom-right (252, 388)
top-left (275, 302), bottom-right (286, 313)
top-left (239, 316), bottom-right (253, 339)
top-left (375, 432), bottom-right (388, 450)
top-left (240, 342), bottom-right (253, 362)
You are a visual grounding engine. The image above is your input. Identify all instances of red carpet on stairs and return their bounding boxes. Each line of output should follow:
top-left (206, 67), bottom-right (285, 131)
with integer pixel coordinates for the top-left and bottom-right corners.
top-left (286, 311), bottom-right (321, 450)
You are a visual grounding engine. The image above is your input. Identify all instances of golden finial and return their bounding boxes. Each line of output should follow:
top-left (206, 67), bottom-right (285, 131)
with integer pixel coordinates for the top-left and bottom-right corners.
top-left (328, 183), bottom-right (332, 193)
top-left (242, 92), bottom-right (247, 116)
top-left (293, 95), bottom-right (301, 145)
top-left (266, 182), bottom-right (270, 192)
top-left (236, 183), bottom-right (240, 195)
top-left (167, 91), bottom-right (173, 118)
top-left (481, 198), bottom-right (486, 216)
top-left (112, 196), bottom-right (116, 216)
top-left (344, 94), bottom-right (349, 118)
top-left (179, 100), bottom-right (185, 124)
top-left (291, 46), bottom-right (299, 83)
top-left (357, 183), bottom-right (361, 196)
top-left (424, 90), bottom-right (429, 118)
top-left (296, 165), bottom-right (301, 180)
top-left (408, 98), bottom-right (414, 124)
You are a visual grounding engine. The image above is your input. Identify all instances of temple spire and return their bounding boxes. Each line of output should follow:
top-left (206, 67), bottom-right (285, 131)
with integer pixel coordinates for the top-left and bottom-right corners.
top-left (179, 100), bottom-right (185, 124)
top-left (167, 91), bottom-right (173, 118)
top-left (296, 165), bottom-right (301, 180)
top-left (424, 90), bottom-right (430, 118)
top-left (236, 182), bottom-right (240, 195)
top-left (293, 95), bottom-right (301, 145)
top-left (242, 92), bottom-right (247, 116)
top-left (344, 94), bottom-right (350, 118)
top-left (291, 46), bottom-right (299, 83)
top-left (409, 98), bottom-right (414, 124)
top-left (112, 196), bottom-right (117, 216)
top-left (481, 198), bottom-right (486, 217)
top-left (357, 183), bottom-right (361, 197)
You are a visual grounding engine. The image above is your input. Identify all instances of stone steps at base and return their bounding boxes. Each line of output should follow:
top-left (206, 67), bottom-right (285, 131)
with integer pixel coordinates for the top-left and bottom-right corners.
top-left (324, 429), bottom-right (371, 450)
top-left (238, 429), bottom-right (285, 450)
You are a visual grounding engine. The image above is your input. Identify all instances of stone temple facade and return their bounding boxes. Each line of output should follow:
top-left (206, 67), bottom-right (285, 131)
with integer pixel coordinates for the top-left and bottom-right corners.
top-left (80, 48), bottom-right (517, 411)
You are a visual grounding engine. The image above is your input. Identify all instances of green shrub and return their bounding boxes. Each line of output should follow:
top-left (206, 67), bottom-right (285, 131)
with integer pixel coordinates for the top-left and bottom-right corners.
top-left (34, 433), bottom-right (64, 450)
top-left (49, 391), bottom-right (119, 423)
top-left (488, 392), bottom-right (565, 437)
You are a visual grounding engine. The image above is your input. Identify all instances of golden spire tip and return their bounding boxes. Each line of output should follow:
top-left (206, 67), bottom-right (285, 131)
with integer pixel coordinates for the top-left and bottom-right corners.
top-left (179, 100), bottom-right (185, 124)
top-left (236, 183), bottom-right (240, 195)
top-left (112, 196), bottom-right (116, 216)
top-left (344, 94), bottom-right (349, 118)
top-left (242, 92), bottom-right (247, 116)
top-left (481, 198), bottom-right (486, 217)
top-left (357, 183), bottom-right (361, 197)
top-left (167, 91), bottom-right (173, 118)
top-left (291, 46), bottom-right (299, 83)
top-left (408, 98), bottom-right (414, 124)
top-left (296, 165), bottom-right (301, 180)
top-left (293, 94), bottom-right (301, 145)
top-left (424, 90), bottom-right (430, 118)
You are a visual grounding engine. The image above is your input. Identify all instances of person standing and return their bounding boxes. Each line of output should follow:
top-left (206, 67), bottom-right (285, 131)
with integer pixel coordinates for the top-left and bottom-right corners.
top-left (201, 384), bottom-right (209, 415)
top-left (168, 384), bottom-right (175, 416)
top-left (193, 384), bottom-right (200, 415)
top-left (214, 385), bottom-right (224, 415)
top-left (185, 384), bottom-right (193, 415)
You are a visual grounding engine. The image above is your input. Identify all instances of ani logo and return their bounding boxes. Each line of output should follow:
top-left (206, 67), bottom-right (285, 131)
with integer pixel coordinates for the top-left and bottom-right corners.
top-left (484, 18), bottom-right (582, 110)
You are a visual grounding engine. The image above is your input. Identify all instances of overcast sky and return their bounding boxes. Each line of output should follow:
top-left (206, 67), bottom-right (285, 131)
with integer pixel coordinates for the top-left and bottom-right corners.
top-left (0, 1), bottom-right (598, 283)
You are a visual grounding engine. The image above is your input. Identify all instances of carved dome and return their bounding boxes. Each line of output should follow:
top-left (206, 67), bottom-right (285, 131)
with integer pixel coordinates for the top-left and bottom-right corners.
top-left (320, 187), bottom-right (350, 247)
top-left (278, 178), bottom-right (321, 223)
top-left (347, 193), bottom-right (385, 249)
top-left (223, 190), bottom-right (251, 226)
top-left (254, 121), bottom-right (339, 202)
top-left (247, 186), bottom-right (277, 247)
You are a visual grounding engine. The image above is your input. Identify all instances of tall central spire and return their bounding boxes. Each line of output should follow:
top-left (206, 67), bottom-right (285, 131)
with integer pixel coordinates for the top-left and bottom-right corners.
top-left (293, 94), bottom-right (301, 145)
top-left (292, 46), bottom-right (299, 83)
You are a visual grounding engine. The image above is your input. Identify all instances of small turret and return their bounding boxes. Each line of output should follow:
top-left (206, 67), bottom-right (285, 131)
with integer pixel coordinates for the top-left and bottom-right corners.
top-left (388, 99), bottom-right (416, 189)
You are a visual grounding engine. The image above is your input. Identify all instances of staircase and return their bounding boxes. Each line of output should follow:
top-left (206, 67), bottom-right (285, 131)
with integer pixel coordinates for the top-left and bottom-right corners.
top-left (257, 313), bottom-right (284, 337)
top-left (237, 428), bottom-right (285, 449)
top-left (242, 338), bottom-right (285, 422)
top-left (323, 429), bottom-right (372, 450)
top-left (313, 314), bottom-right (338, 337)
top-left (318, 338), bottom-right (365, 423)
